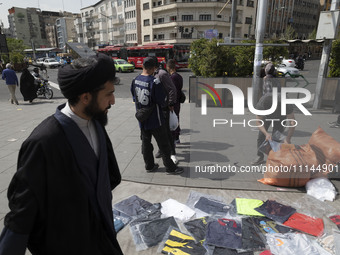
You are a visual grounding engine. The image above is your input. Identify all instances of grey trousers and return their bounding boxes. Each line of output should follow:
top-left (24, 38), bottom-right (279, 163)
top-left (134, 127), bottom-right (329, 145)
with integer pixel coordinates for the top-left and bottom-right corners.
top-left (7, 85), bottom-right (18, 104)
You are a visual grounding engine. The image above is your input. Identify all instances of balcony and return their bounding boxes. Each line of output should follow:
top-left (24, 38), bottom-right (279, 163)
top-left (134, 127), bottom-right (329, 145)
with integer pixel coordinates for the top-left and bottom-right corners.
top-left (152, 2), bottom-right (227, 12)
top-left (112, 18), bottom-right (124, 25)
top-left (112, 30), bottom-right (125, 37)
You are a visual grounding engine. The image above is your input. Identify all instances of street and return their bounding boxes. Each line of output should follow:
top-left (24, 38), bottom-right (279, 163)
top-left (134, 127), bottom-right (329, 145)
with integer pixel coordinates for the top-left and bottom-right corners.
top-left (0, 60), bottom-right (318, 102)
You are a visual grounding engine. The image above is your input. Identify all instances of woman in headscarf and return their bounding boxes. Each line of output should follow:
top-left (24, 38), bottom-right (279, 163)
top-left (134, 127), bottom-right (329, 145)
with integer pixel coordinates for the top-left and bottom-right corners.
top-left (20, 68), bottom-right (37, 103)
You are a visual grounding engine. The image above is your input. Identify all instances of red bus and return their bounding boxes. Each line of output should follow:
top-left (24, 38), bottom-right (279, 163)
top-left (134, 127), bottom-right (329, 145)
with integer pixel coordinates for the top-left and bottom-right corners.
top-left (98, 42), bottom-right (190, 69)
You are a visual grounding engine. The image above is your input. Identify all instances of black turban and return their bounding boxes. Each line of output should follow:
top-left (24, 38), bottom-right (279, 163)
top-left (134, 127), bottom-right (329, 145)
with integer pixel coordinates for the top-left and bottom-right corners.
top-left (58, 53), bottom-right (116, 99)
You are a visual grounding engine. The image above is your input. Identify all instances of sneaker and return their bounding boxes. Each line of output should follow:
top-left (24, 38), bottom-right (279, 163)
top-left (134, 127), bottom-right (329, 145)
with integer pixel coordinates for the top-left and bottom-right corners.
top-left (171, 155), bottom-right (179, 165)
top-left (251, 156), bottom-right (265, 166)
top-left (329, 122), bottom-right (340, 128)
top-left (146, 163), bottom-right (159, 173)
top-left (328, 121), bottom-right (337, 125)
top-left (166, 167), bottom-right (184, 175)
top-left (155, 151), bottom-right (162, 158)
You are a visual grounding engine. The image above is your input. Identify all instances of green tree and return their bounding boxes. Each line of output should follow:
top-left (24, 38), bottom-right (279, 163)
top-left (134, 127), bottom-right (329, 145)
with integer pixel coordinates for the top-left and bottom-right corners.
top-left (329, 39), bottom-right (340, 77)
top-left (281, 25), bottom-right (297, 40)
top-left (6, 37), bottom-right (27, 64)
top-left (308, 29), bottom-right (317, 40)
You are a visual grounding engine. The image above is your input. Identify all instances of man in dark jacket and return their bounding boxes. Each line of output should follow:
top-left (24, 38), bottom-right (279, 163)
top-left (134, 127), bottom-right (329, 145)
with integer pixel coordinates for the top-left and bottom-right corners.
top-left (0, 54), bottom-right (123, 255)
top-left (152, 57), bottom-right (178, 164)
top-left (131, 57), bottom-right (183, 175)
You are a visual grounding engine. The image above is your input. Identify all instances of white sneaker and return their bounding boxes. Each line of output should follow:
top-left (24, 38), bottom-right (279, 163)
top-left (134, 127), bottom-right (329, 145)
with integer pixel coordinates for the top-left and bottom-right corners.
top-left (171, 155), bottom-right (179, 165)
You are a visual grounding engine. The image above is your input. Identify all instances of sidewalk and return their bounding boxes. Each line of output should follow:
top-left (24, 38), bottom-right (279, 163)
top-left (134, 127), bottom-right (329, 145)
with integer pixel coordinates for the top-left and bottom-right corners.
top-left (0, 96), bottom-right (340, 255)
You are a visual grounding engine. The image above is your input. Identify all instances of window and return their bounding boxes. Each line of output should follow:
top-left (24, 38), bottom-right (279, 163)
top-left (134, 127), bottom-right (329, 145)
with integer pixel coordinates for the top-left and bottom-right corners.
top-left (158, 1), bottom-right (162, 5)
top-left (170, 16), bottom-right (177, 22)
top-left (158, 34), bottom-right (164, 39)
top-left (246, 0), bottom-right (254, 7)
top-left (117, 0), bottom-right (122, 6)
top-left (143, 3), bottom-right (150, 9)
top-left (182, 15), bottom-right (193, 21)
top-left (245, 17), bottom-right (252, 24)
top-left (144, 35), bottom-right (150, 41)
top-left (199, 14), bottom-right (211, 21)
top-left (158, 18), bottom-right (164, 24)
top-left (144, 19), bottom-right (150, 26)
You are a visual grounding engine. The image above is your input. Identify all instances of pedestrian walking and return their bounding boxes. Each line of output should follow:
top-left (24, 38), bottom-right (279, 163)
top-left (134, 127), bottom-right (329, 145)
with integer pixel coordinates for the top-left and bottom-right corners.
top-left (19, 68), bottom-right (37, 103)
top-left (1, 63), bottom-right (19, 105)
top-left (166, 59), bottom-right (183, 144)
top-left (131, 57), bottom-right (183, 175)
top-left (0, 54), bottom-right (123, 255)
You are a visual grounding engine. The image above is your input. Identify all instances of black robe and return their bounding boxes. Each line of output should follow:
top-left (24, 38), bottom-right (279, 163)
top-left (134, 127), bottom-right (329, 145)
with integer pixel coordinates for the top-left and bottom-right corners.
top-left (0, 105), bottom-right (123, 255)
top-left (19, 69), bottom-right (37, 101)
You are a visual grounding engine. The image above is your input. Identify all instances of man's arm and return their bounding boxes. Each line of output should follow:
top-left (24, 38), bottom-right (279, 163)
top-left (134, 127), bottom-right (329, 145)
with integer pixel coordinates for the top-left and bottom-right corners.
top-left (158, 70), bottom-right (177, 107)
top-left (284, 112), bottom-right (295, 144)
top-left (256, 115), bottom-right (272, 141)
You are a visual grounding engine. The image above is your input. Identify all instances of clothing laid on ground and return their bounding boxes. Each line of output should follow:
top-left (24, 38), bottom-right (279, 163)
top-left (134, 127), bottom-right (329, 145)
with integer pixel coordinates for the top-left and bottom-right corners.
top-left (132, 217), bottom-right (179, 249)
top-left (254, 200), bottom-right (296, 223)
top-left (235, 198), bottom-right (265, 217)
top-left (241, 217), bottom-right (266, 251)
top-left (206, 219), bottom-right (242, 249)
top-left (252, 217), bottom-right (297, 235)
top-left (266, 233), bottom-right (320, 255)
top-left (194, 197), bottom-right (230, 215)
top-left (0, 104), bottom-right (123, 255)
top-left (161, 198), bottom-right (195, 221)
top-left (329, 215), bottom-right (340, 230)
top-left (183, 216), bottom-right (211, 243)
top-left (283, 212), bottom-right (324, 236)
top-left (114, 195), bottom-right (153, 217)
top-left (161, 229), bottom-right (206, 255)
top-left (212, 246), bottom-right (254, 255)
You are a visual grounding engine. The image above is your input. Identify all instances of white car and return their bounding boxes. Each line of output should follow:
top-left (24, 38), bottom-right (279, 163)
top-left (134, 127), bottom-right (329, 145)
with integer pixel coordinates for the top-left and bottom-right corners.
top-left (35, 58), bottom-right (45, 65)
top-left (42, 58), bottom-right (61, 68)
top-left (281, 59), bottom-right (296, 67)
top-left (276, 64), bottom-right (300, 77)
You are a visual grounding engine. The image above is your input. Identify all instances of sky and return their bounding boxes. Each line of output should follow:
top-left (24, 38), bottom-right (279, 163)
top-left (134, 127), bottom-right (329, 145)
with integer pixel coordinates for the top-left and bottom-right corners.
top-left (0, 0), bottom-right (97, 28)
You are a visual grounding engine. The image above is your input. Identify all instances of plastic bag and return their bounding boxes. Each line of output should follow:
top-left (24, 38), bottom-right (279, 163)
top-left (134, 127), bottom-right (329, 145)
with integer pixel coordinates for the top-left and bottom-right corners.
top-left (169, 110), bottom-right (179, 131)
top-left (306, 178), bottom-right (337, 202)
top-left (258, 130), bottom-right (286, 155)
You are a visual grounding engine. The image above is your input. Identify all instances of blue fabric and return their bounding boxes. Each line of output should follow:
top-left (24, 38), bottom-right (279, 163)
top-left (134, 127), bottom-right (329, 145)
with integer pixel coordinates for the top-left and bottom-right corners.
top-left (2, 69), bottom-right (18, 85)
top-left (0, 227), bottom-right (28, 255)
top-left (131, 74), bottom-right (166, 130)
top-left (254, 200), bottom-right (296, 223)
top-left (206, 219), bottom-right (242, 249)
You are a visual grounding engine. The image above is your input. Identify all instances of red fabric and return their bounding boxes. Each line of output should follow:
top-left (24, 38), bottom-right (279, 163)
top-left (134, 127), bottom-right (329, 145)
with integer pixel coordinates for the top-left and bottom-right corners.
top-left (283, 212), bottom-right (324, 236)
top-left (260, 251), bottom-right (272, 255)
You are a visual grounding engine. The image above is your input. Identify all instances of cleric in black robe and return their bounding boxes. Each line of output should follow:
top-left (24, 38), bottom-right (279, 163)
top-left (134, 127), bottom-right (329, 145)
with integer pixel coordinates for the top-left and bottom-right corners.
top-left (0, 54), bottom-right (123, 255)
top-left (19, 68), bottom-right (37, 102)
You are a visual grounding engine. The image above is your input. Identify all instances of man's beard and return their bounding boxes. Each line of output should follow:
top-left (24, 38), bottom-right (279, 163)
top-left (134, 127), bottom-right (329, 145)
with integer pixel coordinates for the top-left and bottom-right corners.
top-left (84, 98), bottom-right (110, 126)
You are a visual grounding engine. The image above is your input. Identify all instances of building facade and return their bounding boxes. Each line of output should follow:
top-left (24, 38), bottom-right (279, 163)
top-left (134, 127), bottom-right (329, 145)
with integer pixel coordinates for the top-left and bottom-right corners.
top-left (56, 14), bottom-right (80, 49)
top-left (266, 0), bottom-right (320, 39)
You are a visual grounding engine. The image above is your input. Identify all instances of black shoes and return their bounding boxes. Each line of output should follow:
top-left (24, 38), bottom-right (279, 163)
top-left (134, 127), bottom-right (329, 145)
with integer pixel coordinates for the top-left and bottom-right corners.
top-left (251, 156), bottom-right (265, 166)
top-left (146, 163), bottom-right (159, 173)
top-left (166, 167), bottom-right (184, 175)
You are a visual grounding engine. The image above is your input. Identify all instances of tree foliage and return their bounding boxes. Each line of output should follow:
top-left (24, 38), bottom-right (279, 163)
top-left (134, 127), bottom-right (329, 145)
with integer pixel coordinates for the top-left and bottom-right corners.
top-left (329, 39), bottom-right (340, 77)
top-left (189, 39), bottom-right (288, 77)
top-left (5, 37), bottom-right (27, 64)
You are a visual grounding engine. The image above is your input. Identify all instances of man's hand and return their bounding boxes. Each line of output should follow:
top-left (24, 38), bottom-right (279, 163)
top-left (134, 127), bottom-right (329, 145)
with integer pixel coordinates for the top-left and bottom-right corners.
top-left (265, 133), bottom-right (272, 141)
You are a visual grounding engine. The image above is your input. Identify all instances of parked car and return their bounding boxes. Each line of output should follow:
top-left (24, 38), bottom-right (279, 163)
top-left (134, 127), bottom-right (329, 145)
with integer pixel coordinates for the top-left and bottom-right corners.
top-left (35, 58), bottom-right (45, 65)
top-left (276, 64), bottom-right (300, 78)
top-left (42, 58), bottom-right (61, 68)
top-left (114, 59), bottom-right (134, 73)
top-left (281, 58), bottom-right (296, 67)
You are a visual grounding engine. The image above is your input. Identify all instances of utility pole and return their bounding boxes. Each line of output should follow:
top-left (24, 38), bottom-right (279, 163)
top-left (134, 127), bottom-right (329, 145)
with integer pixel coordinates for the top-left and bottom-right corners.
top-left (230, 0), bottom-right (237, 43)
top-left (252, 0), bottom-right (269, 105)
top-left (313, 0), bottom-right (339, 109)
